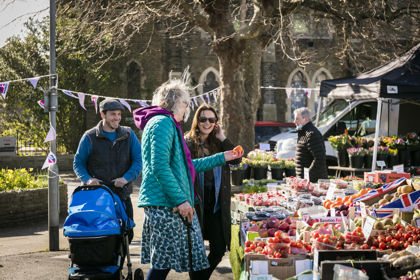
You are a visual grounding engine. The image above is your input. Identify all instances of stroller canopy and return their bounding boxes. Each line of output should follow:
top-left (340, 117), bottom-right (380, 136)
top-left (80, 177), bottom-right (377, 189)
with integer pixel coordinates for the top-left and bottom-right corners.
top-left (64, 185), bottom-right (135, 237)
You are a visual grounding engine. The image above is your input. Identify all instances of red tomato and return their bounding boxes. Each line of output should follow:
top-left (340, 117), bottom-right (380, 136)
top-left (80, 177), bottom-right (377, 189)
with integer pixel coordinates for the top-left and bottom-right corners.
top-left (379, 242), bottom-right (386, 250)
top-left (385, 236), bottom-right (392, 243)
top-left (371, 246), bottom-right (377, 250)
top-left (244, 247), bottom-right (253, 253)
top-left (274, 252), bottom-right (282, 259)
top-left (274, 230), bottom-right (283, 239)
top-left (245, 241), bottom-right (253, 247)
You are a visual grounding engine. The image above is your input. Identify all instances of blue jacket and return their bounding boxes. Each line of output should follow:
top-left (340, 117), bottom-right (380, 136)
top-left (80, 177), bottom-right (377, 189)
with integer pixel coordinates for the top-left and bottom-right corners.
top-left (138, 114), bottom-right (225, 208)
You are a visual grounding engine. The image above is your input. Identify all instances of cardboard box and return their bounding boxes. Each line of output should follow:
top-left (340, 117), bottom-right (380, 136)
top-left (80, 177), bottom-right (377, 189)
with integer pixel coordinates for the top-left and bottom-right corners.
top-left (364, 171), bottom-right (410, 184)
top-left (244, 254), bottom-right (307, 279)
top-left (313, 249), bottom-right (378, 272)
top-left (320, 260), bottom-right (390, 280)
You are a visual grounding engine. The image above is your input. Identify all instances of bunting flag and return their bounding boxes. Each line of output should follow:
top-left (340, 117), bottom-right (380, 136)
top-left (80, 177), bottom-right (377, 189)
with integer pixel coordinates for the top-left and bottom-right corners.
top-left (0, 82), bottom-right (10, 99)
top-left (189, 100), bottom-right (195, 110)
top-left (211, 89), bottom-right (218, 102)
top-left (199, 95), bottom-right (206, 104)
top-left (43, 125), bottom-right (56, 143)
top-left (285, 88), bottom-right (293, 98)
top-left (305, 89), bottom-right (312, 98)
top-left (206, 92), bottom-right (210, 103)
top-left (77, 92), bottom-right (86, 110)
top-left (28, 77), bottom-right (40, 89)
top-left (37, 99), bottom-right (45, 109)
top-left (193, 97), bottom-right (199, 107)
top-left (91, 95), bottom-right (99, 114)
top-left (41, 151), bottom-right (57, 169)
top-left (119, 98), bottom-right (132, 112)
top-left (134, 100), bottom-right (149, 107)
top-left (61, 90), bottom-right (78, 98)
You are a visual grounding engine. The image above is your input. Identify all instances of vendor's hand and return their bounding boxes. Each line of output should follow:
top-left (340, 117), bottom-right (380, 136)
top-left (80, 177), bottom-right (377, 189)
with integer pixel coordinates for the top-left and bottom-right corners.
top-left (112, 177), bottom-right (128, 188)
top-left (177, 201), bottom-right (194, 222)
top-left (224, 149), bottom-right (244, 161)
top-left (214, 123), bottom-right (226, 142)
top-left (86, 178), bottom-right (102, 185)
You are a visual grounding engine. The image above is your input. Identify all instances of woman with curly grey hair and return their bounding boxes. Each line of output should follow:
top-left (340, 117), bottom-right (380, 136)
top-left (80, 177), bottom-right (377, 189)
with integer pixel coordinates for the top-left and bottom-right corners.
top-left (133, 78), bottom-right (243, 280)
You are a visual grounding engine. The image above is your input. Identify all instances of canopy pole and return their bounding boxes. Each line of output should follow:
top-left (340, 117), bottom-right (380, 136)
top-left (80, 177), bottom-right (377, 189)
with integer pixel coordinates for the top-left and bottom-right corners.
top-left (371, 98), bottom-right (383, 171)
top-left (315, 96), bottom-right (323, 127)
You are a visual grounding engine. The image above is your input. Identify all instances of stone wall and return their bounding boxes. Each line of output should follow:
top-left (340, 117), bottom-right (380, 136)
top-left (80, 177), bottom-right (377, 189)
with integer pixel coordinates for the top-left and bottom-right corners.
top-left (0, 184), bottom-right (68, 228)
top-left (0, 154), bottom-right (75, 172)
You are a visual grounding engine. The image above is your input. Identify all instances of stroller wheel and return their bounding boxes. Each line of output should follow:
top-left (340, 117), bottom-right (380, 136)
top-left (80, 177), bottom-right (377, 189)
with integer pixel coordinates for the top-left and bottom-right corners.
top-left (134, 269), bottom-right (144, 280)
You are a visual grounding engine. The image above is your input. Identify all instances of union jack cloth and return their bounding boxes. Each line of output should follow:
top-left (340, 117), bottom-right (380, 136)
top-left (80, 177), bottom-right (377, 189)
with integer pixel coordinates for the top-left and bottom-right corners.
top-left (353, 177), bottom-right (407, 203)
top-left (371, 189), bottom-right (420, 218)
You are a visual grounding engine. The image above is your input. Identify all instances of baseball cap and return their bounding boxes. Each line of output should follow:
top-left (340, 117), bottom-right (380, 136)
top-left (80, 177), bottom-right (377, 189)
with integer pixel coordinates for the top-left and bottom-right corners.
top-left (99, 99), bottom-right (125, 112)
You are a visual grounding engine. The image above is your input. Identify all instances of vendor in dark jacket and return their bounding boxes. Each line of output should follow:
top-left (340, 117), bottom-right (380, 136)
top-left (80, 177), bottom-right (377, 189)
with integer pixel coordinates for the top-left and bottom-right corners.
top-left (185, 104), bottom-right (241, 280)
top-left (294, 107), bottom-right (328, 183)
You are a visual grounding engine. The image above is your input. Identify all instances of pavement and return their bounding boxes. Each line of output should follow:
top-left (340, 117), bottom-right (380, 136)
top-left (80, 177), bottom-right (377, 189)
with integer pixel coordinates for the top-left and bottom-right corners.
top-left (0, 172), bottom-right (234, 280)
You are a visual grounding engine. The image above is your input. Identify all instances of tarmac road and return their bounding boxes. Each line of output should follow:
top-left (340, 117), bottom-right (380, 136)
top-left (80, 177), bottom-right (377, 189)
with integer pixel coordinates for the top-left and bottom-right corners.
top-left (0, 173), bottom-right (234, 280)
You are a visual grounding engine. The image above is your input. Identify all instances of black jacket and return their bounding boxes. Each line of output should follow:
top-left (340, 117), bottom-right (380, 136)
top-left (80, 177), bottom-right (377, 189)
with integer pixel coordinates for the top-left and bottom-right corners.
top-left (186, 137), bottom-right (240, 250)
top-left (85, 121), bottom-right (132, 190)
top-left (295, 122), bottom-right (328, 183)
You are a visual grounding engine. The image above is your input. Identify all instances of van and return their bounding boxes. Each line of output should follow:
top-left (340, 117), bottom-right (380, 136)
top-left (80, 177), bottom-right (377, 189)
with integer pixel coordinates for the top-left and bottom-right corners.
top-left (269, 98), bottom-right (420, 166)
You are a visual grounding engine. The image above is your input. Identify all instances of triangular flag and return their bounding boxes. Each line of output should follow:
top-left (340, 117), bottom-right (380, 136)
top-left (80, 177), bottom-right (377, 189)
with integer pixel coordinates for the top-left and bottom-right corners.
top-left (306, 89), bottom-right (312, 98)
top-left (77, 92), bottom-right (86, 110)
top-left (28, 77), bottom-right (40, 89)
top-left (0, 82), bottom-right (10, 99)
top-left (285, 88), bottom-right (293, 98)
top-left (43, 125), bottom-right (56, 143)
top-left (134, 100), bottom-right (149, 107)
top-left (206, 92), bottom-right (210, 103)
top-left (41, 151), bottom-right (57, 169)
top-left (193, 97), bottom-right (199, 107)
top-left (189, 100), bottom-right (195, 110)
top-left (211, 90), bottom-right (217, 102)
top-left (37, 99), bottom-right (45, 109)
top-left (199, 95), bottom-right (206, 104)
top-left (61, 90), bottom-right (78, 98)
top-left (91, 95), bottom-right (99, 114)
top-left (119, 99), bottom-right (132, 112)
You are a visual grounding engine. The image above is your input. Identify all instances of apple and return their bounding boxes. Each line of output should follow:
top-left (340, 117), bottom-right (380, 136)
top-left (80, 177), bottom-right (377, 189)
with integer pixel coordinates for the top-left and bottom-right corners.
top-left (288, 229), bottom-right (296, 237)
top-left (278, 222), bottom-right (289, 232)
top-left (249, 225), bottom-right (260, 232)
top-left (267, 217), bottom-right (280, 228)
top-left (268, 228), bottom-right (277, 237)
top-left (258, 228), bottom-right (268, 238)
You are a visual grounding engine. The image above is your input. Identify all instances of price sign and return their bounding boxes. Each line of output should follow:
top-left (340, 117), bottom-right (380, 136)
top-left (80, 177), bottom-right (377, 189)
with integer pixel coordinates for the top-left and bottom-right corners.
top-left (360, 202), bottom-right (367, 218)
top-left (326, 183), bottom-right (337, 200)
top-left (259, 143), bottom-right (270, 151)
top-left (377, 160), bottom-right (386, 170)
top-left (393, 164), bottom-right (404, 173)
top-left (362, 216), bottom-right (375, 238)
top-left (304, 168), bottom-right (310, 181)
top-left (340, 212), bottom-right (348, 232)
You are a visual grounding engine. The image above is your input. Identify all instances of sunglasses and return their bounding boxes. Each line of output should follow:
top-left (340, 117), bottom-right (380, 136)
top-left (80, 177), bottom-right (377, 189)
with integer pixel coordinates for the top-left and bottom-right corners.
top-left (199, 117), bottom-right (217, 123)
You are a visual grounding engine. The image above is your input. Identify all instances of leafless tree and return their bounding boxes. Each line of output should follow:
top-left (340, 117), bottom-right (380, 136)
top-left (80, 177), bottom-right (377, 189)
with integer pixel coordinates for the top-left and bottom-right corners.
top-left (57, 0), bottom-right (419, 152)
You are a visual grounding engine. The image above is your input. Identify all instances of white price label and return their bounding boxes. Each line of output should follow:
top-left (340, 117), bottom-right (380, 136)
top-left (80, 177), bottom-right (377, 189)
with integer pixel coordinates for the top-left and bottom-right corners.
top-left (362, 216), bottom-right (375, 238)
top-left (326, 183), bottom-right (336, 200)
top-left (393, 164), bottom-right (404, 173)
top-left (259, 143), bottom-right (270, 151)
top-left (340, 212), bottom-right (348, 232)
top-left (304, 168), bottom-right (310, 181)
top-left (377, 161), bottom-right (386, 169)
top-left (360, 202), bottom-right (367, 218)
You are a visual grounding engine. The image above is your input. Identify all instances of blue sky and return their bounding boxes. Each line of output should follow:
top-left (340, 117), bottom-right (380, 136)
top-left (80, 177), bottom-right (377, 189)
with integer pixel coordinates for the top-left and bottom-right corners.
top-left (0, 0), bottom-right (49, 47)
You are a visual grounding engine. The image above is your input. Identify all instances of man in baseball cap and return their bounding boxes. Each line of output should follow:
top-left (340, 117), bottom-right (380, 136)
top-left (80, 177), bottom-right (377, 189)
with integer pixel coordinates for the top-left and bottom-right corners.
top-left (74, 98), bottom-right (142, 241)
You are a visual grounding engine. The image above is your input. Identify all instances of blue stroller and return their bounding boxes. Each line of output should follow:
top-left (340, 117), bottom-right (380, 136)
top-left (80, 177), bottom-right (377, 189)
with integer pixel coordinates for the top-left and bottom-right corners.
top-left (64, 185), bottom-right (143, 280)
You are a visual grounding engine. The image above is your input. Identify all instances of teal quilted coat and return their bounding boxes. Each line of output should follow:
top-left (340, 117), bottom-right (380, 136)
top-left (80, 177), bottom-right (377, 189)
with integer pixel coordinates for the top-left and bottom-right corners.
top-left (138, 115), bottom-right (226, 208)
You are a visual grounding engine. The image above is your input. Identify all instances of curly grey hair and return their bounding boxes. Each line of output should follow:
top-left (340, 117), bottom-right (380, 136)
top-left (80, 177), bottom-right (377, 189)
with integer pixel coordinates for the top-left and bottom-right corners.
top-left (294, 107), bottom-right (311, 120)
top-left (152, 79), bottom-right (191, 122)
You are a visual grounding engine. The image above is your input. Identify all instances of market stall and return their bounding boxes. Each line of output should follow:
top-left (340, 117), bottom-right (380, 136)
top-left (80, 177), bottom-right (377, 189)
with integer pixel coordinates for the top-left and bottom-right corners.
top-left (229, 148), bottom-right (420, 280)
top-left (320, 43), bottom-right (420, 170)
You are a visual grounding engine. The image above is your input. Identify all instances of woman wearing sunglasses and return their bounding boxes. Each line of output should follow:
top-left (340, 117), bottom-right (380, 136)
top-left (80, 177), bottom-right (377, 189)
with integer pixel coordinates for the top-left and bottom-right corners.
top-left (185, 104), bottom-right (241, 279)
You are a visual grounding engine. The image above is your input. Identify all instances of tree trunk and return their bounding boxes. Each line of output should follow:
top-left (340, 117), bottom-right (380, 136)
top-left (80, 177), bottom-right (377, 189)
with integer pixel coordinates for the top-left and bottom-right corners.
top-left (215, 38), bottom-right (263, 153)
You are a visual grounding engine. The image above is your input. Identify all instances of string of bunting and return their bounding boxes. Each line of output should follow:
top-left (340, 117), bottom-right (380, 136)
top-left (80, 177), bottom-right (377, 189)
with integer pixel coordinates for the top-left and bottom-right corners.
top-left (56, 87), bottom-right (222, 113)
top-left (0, 74), bottom-right (57, 99)
top-left (261, 86), bottom-right (319, 99)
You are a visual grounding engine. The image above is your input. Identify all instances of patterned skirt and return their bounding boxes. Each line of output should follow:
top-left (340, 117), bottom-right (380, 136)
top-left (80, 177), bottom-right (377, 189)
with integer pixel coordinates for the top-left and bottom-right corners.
top-left (140, 206), bottom-right (210, 272)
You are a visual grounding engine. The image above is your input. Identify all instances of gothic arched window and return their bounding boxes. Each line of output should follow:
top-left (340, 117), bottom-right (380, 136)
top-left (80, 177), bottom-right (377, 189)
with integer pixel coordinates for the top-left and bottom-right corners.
top-left (127, 61), bottom-right (141, 99)
top-left (290, 71), bottom-right (308, 120)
